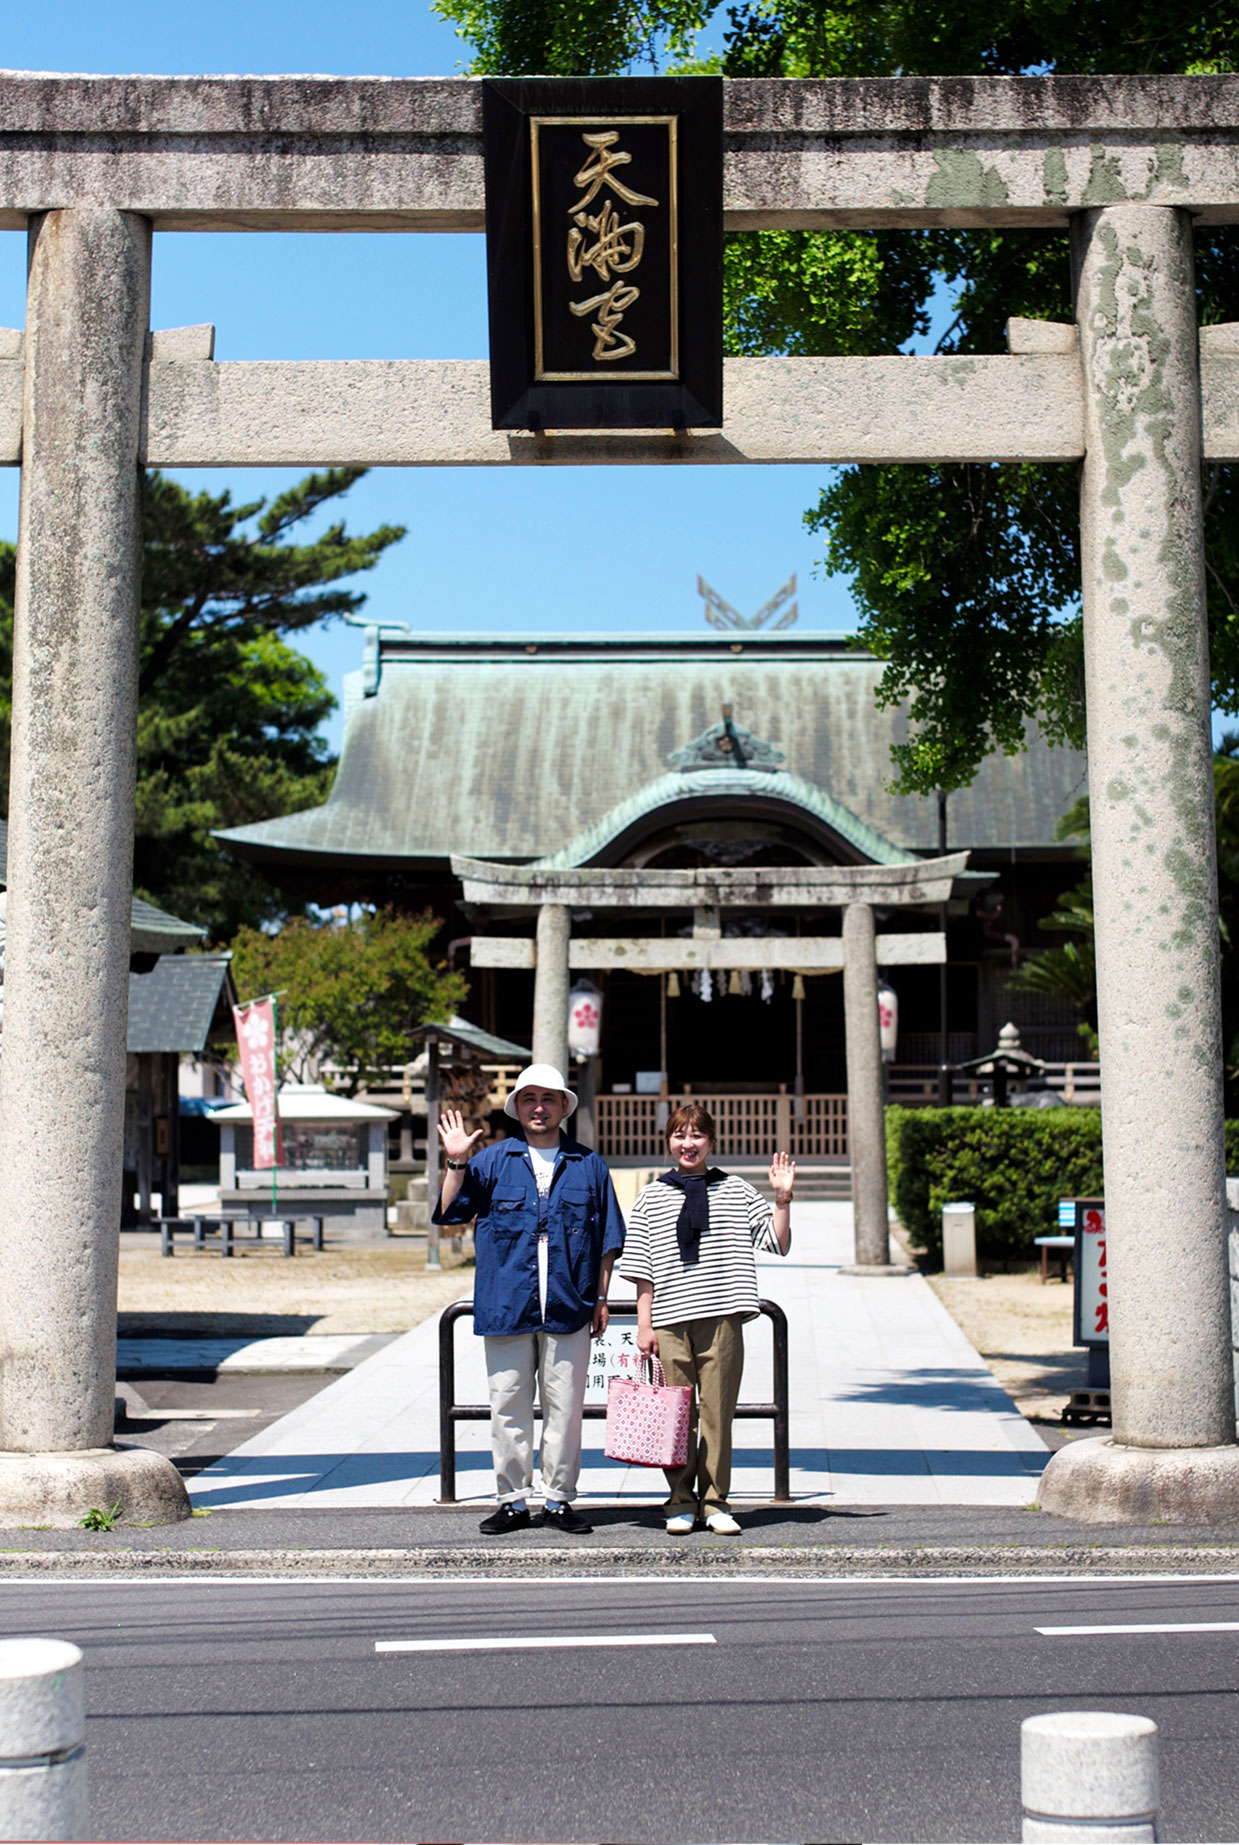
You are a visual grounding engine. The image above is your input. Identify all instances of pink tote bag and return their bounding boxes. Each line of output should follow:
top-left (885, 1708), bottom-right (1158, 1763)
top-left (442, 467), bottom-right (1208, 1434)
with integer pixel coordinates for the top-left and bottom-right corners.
top-left (604, 1355), bottom-right (692, 1469)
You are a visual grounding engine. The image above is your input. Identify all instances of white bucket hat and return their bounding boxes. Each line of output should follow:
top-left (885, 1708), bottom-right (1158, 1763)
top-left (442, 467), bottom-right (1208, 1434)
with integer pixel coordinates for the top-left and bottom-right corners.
top-left (503, 1062), bottom-right (578, 1120)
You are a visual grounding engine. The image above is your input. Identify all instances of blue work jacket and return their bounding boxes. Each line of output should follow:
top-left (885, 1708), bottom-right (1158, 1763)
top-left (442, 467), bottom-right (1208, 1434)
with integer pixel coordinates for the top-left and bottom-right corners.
top-left (433, 1133), bottom-right (626, 1337)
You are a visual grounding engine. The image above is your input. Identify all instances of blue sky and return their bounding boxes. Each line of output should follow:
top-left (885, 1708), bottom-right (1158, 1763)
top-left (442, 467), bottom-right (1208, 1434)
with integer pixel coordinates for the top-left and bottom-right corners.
top-left (0, 1), bottom-right (861, 754)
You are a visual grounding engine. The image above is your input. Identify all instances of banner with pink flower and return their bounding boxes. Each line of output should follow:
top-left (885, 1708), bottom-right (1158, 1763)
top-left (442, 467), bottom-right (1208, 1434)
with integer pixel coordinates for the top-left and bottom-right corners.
top-left (233, 996), bottom-right (282, 1169)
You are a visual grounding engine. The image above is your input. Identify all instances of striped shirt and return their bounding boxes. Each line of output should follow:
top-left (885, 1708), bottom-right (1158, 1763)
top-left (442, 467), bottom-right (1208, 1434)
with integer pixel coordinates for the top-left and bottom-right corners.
top-left (618, 1172), bottom-right (784, 1327)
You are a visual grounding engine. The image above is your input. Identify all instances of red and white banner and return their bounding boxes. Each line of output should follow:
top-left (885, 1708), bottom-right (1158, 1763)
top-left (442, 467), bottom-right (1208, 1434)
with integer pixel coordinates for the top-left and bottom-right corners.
top-left (233, 998), bottom-right (282, 1169)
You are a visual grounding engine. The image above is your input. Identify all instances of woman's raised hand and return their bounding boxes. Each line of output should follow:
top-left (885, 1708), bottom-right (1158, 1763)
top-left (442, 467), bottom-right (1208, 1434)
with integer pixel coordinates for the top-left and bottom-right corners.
top-left (769, 1149), bottom-right (796, 1197)
top-left (437, 1108), bottom-right (485, 1164)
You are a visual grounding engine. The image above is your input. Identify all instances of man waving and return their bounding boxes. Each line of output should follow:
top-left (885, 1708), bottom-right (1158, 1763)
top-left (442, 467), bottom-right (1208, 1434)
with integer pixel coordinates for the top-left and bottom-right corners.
top-left (435, 1063), bottom-right (625, 1536)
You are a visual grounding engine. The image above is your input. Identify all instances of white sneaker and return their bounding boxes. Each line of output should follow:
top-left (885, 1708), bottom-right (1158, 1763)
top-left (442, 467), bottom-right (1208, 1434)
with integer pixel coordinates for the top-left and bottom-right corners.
top-left (664, 1513), bottom-right (695, 1535)
top-left (705, 1510), bottom-right (741, 1535)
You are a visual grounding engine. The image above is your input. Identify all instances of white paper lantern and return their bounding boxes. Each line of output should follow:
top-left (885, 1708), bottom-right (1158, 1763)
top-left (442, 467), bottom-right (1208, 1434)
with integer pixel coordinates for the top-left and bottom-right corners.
top-left (567, 983), bottom-right (603, 1057)
top-left (877, 980), bottom-right (898, 1062)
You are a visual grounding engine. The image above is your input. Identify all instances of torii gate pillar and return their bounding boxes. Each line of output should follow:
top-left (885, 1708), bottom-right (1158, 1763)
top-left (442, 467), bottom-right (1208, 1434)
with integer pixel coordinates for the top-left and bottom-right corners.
top-left (840, 902), bottom-right (913, 1275)
top-left (0, 210), bottom-right (189, 1524)
top-left (1040, 204), bottom-right (1239, 1521)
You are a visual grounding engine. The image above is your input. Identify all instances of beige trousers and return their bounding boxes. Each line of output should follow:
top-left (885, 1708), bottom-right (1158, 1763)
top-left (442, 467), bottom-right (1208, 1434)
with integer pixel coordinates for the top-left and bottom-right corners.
top-left (484, 1325), bottom-right (592, 1504)
top-left (656, 1314), bottom-right (746, 1514)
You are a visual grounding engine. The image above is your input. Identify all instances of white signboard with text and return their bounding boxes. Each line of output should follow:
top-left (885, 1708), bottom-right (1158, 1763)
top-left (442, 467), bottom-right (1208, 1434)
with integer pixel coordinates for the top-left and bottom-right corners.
top-left (585, 1316), bottom-right (646, 1403)
top-left (1073, 1198), bottom-right (1109, 1348)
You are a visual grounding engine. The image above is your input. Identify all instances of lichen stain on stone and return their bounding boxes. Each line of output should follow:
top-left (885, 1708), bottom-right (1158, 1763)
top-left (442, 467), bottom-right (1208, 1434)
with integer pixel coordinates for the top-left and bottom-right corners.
top-left (1042, 147), bottom-right (1069, 208)
top-left (1102, 542), bottom-right (1128, 582)
top-left (1152, 144), bottom-right (1190, 196)
top-left (1083, 147), bottom-right (1130, 207)
top-left (1111, 598), bottom-right (1130, 616)
top-left (924, 150), bottom-right (1009, 210)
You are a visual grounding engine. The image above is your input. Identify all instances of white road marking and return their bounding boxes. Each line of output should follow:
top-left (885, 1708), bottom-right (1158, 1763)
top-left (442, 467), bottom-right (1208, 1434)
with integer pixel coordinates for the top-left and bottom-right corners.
top-left (1038, 1620), bottom-right (1239, 1636)
top-left (376, 1632), bottom-right (717, 1653)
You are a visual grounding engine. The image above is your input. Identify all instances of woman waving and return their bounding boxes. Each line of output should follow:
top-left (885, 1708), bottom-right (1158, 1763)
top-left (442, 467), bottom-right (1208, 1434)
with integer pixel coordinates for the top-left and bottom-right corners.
top-left (618, 1104), bottom-right (792, 1535)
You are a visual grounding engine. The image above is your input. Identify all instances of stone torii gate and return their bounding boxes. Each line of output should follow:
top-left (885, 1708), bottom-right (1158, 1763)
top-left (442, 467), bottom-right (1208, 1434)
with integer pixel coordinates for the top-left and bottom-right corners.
top-left (2, 73), bottom-right (1239, 1522)
top-left (455, 855), bottom-right (969, 1275)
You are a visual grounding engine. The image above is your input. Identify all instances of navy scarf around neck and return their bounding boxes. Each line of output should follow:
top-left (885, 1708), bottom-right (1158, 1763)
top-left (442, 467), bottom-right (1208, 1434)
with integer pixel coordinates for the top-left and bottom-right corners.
top-left (657, 1166), bottom-right (726, 1262)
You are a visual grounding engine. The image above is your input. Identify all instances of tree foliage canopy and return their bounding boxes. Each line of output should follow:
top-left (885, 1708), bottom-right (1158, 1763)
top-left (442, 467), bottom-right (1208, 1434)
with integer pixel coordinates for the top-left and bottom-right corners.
top-left (436, 0), bottom-right (1239, 793)
top-left (230, 908), bottom-right (468, 1095)
top-left (0, 467), bottom-right (405, 939)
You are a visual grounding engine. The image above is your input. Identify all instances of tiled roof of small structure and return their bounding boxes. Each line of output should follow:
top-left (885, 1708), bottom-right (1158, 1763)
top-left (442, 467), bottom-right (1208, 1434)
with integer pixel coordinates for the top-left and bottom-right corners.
top-left (127, 953), bottom-right (236, 1054)
top-left (409, 1017), bottom-right (532, 1061)
top-left (215, 632), bottom-right (1089, 867)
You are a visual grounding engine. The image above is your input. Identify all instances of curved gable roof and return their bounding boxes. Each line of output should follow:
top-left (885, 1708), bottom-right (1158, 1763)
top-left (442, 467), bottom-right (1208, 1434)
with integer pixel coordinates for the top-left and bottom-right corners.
top-left (533, 767), bottom-right (911, 868)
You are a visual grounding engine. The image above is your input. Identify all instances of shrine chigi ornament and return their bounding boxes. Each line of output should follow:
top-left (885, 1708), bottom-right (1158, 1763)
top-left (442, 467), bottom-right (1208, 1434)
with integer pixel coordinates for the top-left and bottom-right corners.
top-left (483, 76), bottom-right (723, 430)
top-left (567, 982), bottom-right (604, 1059)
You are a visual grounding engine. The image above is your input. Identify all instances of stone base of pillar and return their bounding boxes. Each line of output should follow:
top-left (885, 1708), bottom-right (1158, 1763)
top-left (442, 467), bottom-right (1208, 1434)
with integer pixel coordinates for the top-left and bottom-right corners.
top-left (1040, 1435), bottom-right (1239, 1524)
top-left (0, 1443), bottom-right (191, 1528)
top-left (839, 1262), bottom-right (917, 1277)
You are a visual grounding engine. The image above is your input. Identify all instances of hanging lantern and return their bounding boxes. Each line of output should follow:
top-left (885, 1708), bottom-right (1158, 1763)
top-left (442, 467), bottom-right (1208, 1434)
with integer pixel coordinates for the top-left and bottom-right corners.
top-left (791, 973), bottom-right (806, 1002)
top-left (667, 970), bottom-right (681, 998)
top-left (878, 979), bottom-right (898, 1062)
top-left (567, 981), bottom-right (602, 1058)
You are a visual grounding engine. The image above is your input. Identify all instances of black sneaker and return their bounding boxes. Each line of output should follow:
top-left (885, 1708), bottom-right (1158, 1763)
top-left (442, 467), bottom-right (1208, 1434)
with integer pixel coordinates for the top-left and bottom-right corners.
top-left (542, 1502), bottom-right (593, 1534)
top-left (479, 1504), bottom-right (532, 1535)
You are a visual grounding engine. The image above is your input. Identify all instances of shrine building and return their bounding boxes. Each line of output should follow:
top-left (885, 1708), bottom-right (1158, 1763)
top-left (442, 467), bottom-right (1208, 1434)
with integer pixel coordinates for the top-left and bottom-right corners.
top-left (217, 623), bottom-right (1089, 1161)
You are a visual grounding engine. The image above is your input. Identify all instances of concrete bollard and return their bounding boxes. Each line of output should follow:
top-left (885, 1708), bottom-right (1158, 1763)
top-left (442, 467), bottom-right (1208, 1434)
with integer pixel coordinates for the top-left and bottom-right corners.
top-left (942, 1201), bottom-right (978, 1277)
top-left (1022, 1711), bottom-right (1158, 1842)
top-left (0, 1639), bottom-right (87, 1842)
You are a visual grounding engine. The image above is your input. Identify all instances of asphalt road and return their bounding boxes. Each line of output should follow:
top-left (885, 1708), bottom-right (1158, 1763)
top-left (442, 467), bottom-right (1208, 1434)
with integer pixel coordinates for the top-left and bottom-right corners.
top-left (2, 1574), bottom-right (1238, 1844)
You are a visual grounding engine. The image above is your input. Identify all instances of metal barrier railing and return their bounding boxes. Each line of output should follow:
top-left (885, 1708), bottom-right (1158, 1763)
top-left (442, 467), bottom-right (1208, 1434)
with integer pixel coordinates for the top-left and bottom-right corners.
top-left (437, 1297), bottom-right (790, 1505)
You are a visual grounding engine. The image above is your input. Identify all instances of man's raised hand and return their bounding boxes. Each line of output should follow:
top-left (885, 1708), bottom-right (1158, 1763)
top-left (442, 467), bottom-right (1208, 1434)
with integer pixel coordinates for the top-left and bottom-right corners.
top-left (437, 1108), bottom-right (485, 1164)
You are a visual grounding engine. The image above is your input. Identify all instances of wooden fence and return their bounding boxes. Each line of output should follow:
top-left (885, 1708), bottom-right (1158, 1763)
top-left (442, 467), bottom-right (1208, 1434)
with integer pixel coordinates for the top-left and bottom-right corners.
top-left (596, 1063), bottom-right (1100, 1159)
top-left (595, 1092), bottom-right (848, 1161)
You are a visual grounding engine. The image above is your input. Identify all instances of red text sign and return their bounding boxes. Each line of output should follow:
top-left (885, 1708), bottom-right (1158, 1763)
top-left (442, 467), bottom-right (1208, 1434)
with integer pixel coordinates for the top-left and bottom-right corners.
top-left (1077, 1201), bottom-right (1108, 1345)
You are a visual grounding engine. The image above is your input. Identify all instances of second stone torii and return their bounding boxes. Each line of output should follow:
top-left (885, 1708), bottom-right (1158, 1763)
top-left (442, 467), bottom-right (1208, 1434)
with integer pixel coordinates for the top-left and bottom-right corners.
top-left (454, 854), bottom-right (969, 1273)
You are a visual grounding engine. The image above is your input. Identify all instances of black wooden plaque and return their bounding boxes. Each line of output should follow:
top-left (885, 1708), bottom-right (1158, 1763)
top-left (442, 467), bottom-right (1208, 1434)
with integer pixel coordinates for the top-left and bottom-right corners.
top-left (483, 76), bottom-right (723, 430)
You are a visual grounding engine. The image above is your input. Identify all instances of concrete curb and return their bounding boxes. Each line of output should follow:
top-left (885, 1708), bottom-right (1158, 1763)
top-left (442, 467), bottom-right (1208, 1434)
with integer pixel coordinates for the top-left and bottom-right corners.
top-left (3, 1544), bottom-right (1239, 1577)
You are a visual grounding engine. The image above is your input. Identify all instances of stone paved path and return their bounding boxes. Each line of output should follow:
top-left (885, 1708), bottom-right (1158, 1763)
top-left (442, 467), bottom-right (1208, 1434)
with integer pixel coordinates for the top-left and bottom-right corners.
top-left (187, 1203), bottom-right (1050, 1512)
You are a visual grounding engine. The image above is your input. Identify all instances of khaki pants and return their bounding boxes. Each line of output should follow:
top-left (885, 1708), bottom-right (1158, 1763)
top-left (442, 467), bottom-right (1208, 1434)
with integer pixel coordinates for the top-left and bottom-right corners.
top-left (484, 1325), bottom-right (592, 1504)
top-left (656, 1314), bottom-right (745, 1515)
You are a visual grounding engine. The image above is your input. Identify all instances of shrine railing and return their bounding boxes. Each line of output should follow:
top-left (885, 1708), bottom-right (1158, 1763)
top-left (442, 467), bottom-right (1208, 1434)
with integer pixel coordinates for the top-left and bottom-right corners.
top-left (595, 1092), bottom-right (848, 1161)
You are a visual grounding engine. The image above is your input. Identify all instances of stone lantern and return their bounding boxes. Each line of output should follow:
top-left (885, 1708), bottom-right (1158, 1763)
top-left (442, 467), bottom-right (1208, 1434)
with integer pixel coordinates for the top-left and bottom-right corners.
top-left (951, 1021), bottom-right (1044, 1107)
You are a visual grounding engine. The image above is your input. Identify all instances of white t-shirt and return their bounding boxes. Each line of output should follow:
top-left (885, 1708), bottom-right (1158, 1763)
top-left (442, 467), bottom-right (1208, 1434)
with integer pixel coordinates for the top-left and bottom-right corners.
top-left (527, 1144), bottom-right (560, 1316)
top-left (528, 1144), bottom-right (559, 1197)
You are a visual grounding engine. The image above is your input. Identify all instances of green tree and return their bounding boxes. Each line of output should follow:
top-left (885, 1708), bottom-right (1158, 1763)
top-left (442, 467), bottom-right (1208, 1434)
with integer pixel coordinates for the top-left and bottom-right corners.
top-left (437, 0), bottom-right (1239, 793)
top-left (230, 908), bottom-right (468, 1095)
top-left (1012, 774), bottom-right (1239, 1093)
top-left (0, 467), bottom-right (405, 938)
top-left (437, 0), bottom-right (712, 73)
top-left (1007, 797), bottom-right (1098, 1055)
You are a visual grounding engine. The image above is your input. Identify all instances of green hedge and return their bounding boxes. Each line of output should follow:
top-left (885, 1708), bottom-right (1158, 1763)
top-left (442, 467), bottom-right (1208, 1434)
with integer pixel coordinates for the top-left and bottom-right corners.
top-left (1226, 1120), bottom-right (1239, 1176)
top-left (886, 1106), bottom-right (1104, 1265)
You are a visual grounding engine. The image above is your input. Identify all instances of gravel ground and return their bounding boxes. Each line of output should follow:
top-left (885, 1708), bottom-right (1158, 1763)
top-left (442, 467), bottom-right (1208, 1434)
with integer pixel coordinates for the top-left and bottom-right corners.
top-left (117, 1236), bottom-right (475, 1337)
top-left (928, 1266), bottom-right (1091, 1443)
